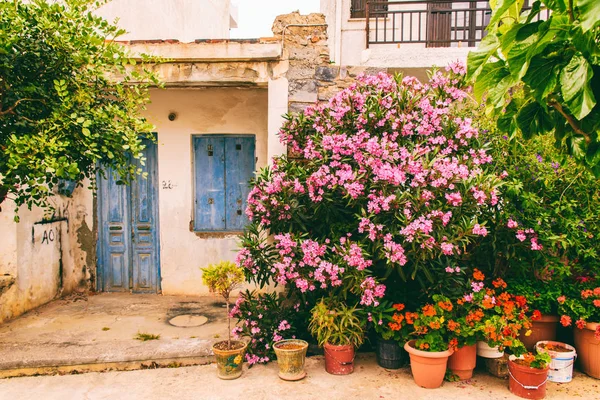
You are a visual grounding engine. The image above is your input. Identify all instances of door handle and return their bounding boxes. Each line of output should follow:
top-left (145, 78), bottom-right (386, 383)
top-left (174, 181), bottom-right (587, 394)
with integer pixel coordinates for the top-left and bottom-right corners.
top-left (137, 225), bottom-right (151, 231)
top-left (109, 226), bottom-right (122, 231)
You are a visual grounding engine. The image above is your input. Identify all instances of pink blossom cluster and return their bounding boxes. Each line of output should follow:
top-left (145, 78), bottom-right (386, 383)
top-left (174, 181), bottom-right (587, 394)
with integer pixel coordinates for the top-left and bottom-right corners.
top-left (241, 63), bottom-right (513, 308)
top-left (359, 277), bottom-right (386, 307)
top-left (506, 221), bottom-right (543, 251)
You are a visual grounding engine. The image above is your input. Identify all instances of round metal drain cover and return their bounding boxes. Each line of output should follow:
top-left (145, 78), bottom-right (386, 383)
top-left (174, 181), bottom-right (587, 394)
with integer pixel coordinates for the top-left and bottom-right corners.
top-left (169, 315), bottom-right (208, 327)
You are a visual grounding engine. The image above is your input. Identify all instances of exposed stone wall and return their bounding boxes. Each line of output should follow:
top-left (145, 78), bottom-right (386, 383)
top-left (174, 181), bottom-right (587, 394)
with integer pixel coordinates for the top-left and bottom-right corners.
top-left (273, 13), bottom-right (430, 114)
top-left (271, 12), bottom-right (330, 114)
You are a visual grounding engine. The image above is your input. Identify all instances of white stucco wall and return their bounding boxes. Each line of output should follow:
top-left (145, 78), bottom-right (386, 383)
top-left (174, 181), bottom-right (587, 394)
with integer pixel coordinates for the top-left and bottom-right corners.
top-left (96, 0), bottom-right (234, 42)
top-left (144, 87), bottom-right (269, 295)
top-left (0, 186), bottom-right (94, 323)
top-left (321, 0), bottom-right (481, 67)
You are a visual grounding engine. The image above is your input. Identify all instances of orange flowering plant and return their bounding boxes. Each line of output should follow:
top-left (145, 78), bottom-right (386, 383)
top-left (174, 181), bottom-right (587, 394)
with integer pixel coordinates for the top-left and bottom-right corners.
top-left (409, 295), bottom-right (456, 352)
top-left (557, 286), bottom-right (600, 340)
top-left (370, 301), bottom-right (412, 344)
top-left (456, 269), bottom-right (530, 355)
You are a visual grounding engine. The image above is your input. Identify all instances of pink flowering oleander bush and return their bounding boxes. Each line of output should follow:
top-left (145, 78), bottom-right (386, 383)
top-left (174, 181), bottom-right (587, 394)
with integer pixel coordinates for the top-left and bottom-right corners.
top-left (229, 290), bottom-right (299, 366)
top-left (236, 64), bottom-right (513, 362)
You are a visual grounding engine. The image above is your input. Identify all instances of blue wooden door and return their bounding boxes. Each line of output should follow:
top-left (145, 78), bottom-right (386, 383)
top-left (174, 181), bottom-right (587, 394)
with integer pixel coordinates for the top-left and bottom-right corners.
top-left (98, 141), bottom-right (160, 293)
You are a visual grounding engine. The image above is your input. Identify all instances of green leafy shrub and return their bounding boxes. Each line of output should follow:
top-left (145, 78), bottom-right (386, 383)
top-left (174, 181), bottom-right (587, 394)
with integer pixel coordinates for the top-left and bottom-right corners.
top-left (201, 261), bottom-right (244, 348)
top-left (0, 0), bottom-right (160, 217)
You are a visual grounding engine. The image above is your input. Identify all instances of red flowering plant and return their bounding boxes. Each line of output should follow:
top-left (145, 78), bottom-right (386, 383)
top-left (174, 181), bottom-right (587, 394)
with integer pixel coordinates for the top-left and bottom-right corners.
top-left (407, 295), bottom-right (456, 352)
top-left (557, 285), bottom-right (600, 340)
top-left (456, 269), bottom-right (530, 355)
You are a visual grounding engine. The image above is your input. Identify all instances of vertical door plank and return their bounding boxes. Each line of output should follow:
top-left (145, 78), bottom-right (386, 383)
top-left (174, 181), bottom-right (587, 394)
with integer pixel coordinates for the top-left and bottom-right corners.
top-left (194, 136), bottom-right (226, 231)
top-left (224, 136), bottom-right (255, 231)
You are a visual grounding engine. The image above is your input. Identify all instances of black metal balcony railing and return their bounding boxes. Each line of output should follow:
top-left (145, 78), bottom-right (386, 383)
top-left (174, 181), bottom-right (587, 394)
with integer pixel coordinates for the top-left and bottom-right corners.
top-left (364, 0), bottom-right (550, 48)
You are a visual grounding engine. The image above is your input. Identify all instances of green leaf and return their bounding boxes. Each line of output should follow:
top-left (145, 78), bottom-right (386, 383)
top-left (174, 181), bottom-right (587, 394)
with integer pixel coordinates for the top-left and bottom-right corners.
top-left (506, 22), bottom-right (543, 78)
top-left (467, 34), bottom-right (501, 80)
top-left (516, 100), bottom-right (553, 138)
top-left (544, 0), bottom-right (567, 12)
top-left (474, 61), bottom-right (511, 103)
top-left (566, 135), bottom-right (587, 159)
top-left (577, 0), bottom-right (600, 32)
top-left (523, 53), bottom-right (561, 101)
top-left (560, 53), bottom-right (596, 119)
top-left (585, 141), bottom-right (600, 167)
top-left (489, 0), bottom-right (522, 27)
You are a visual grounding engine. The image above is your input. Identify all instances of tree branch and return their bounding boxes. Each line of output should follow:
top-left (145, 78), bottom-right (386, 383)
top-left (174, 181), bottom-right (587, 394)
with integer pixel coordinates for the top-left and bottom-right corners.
top-left (548, 98), bottom-right (592, 145)
top-left (567, 0), bottom-right (575, 23)
top-left (0, 98), bottom-right (44, 116)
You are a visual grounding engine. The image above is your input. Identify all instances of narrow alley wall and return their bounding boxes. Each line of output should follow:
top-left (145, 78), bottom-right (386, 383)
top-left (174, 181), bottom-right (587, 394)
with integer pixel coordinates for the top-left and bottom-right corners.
top-left (0, 186), bottom-right (94, 323)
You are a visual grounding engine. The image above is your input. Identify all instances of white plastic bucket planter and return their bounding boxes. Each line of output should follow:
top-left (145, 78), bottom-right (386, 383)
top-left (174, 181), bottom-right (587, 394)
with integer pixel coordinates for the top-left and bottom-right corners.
top-left (535, 341), bottom-right (577, 383)
top-left (477, 341), bottom-right (504, 358)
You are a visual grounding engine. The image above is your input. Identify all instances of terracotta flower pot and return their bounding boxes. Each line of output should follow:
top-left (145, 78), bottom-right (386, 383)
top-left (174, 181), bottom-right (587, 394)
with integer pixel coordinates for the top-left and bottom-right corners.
top-left (508, 356), bottom-right (549, 399)
top-left (212, 340), bottom-right (247, 380)
top-left (404, 340), bottom-right (453, 389)
top-left (375, 338), bottom-right (406, 369)
top-left (448, 344), bottom-right (477, 380)
top-left (324, 342), bottom-right (355, 375)
top-left (573, 322), bottom-right (600, 379)
top-left (274, 339), bottom-right (309, 381)
top-left (519, 314), bottom-right (559, 351)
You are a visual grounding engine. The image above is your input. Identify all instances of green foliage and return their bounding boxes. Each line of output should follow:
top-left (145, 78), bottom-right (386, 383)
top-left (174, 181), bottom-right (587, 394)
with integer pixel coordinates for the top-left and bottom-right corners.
top-left (507, 278), bottom-right (564, 315)
top-left (0, 0), bottom-right (161, 217)
top-left (515, 352), bottom-right (552, 369)
top-left (468, 0), bottom-right (600, 175)
top-left (231, 290), bottom-right (300, 365)
top-left (472, 120), bottom-right (600, 279)
top-left (531, 351), bottom-right (552, 369)
top-left (134, 332), bottom-right (160, 341)
top-left (308, 299), bottom-right (365, 347)
top-left (558, 285), bottom-right (600, 324)
top-left (201, 261), bottom-right (244, 303)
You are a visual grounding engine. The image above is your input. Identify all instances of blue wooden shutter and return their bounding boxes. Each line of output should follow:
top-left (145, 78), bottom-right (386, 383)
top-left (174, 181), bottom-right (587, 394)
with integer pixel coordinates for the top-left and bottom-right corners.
top-left (194, 136), bottom-right (226, 231)
top-left (224, 136), bottom-right (255, 230)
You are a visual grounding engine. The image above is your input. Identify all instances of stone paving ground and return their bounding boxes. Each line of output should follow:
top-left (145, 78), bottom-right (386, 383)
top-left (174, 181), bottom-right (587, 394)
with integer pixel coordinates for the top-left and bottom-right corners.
top-left (0, 293), bottom-right (227, 377)
top-left (0, 354), bottom-right (598, 400)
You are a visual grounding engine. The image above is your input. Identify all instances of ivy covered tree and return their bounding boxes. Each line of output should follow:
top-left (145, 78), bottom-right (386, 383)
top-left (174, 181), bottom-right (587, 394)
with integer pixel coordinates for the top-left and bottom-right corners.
top-left (0, 0), bottom-right (160, 218)
top-left (468, 0), bottom-right (600, 174)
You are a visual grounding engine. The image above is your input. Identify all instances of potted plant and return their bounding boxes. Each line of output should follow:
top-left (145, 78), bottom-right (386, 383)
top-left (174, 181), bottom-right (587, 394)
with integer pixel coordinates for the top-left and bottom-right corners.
top-left (446, 298), bottom-right (479, 380)
top-left (201, 261), bottom-right (247, 380)
top-left (509, 277), bottom-right (563, 350)
top-left (273, 338), bottom-right (309, 381)
top-left (535, 341), bottom-right (577, 383)
top-left (309, 299), bottom-right (365, 375)
top-left (462, 272), bottom-right (531, 358)
top-left (558, 285), bottom-right (600, 379)
top-left (508, 352), bottom-right (551, 399)
top-left (370, 301), bottom-right (410, 369)
top-left (403, 295), bottom-right (455, 389)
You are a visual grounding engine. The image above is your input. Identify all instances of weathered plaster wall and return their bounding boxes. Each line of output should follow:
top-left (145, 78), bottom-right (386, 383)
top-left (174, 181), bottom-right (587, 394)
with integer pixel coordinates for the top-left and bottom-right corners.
top-left (96, 0), bottom-right (234, 42)
top-left (0, 186), bottom-right (93, 323)
top-left (144, 87), bottom-right (268, 295)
